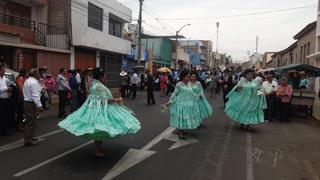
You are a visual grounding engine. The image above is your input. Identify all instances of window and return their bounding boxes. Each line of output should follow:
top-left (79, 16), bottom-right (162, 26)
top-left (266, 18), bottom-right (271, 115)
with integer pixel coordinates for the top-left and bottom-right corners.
top-left (304, 44), bottom-right (307, 63)
top-left (109, 19), bottom-right (122, 38)
top-left (307, 42), bottom-right (310, 55)
top-left (300, 46), bottom-right (303, 63)
top-left (88, 3), bottom-right (103, 31)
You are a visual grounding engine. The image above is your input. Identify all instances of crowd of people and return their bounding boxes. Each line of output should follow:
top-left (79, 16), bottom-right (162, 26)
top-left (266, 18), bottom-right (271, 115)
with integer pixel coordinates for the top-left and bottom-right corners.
top-left (0, 61), bottom-right (312, 154)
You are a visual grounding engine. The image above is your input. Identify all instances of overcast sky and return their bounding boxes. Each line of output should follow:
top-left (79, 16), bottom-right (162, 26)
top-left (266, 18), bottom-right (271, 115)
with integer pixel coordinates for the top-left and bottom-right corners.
top-left (118, 0), bottom-right (317, 62)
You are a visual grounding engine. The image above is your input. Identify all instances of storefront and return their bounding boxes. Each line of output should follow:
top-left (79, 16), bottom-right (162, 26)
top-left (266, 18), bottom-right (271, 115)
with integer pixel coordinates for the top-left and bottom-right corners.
top-left (74, 48), bottom-right (96, 71)
top-left (100, 52), bottom-right (123, 88)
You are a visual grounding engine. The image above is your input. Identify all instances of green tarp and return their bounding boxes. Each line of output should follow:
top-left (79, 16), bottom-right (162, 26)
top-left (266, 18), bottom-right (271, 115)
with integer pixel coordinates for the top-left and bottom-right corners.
top-left (275, 64), bottom-right (320, 76)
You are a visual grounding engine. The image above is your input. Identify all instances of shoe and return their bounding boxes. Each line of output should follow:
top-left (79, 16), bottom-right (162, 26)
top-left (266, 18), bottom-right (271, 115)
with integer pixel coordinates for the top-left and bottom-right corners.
top-left (94, 152), bottom-right (106, 158)
top-left (25, 141), bottom-right (39, 147)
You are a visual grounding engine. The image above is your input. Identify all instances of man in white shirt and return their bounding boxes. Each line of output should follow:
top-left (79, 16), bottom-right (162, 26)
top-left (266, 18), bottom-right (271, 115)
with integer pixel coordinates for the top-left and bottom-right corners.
top-left (131, 70), bottom-right (139, 99)
top-left (23, 68), bottom-right (43, 146)
top-left (262, 72), bottom-right (278, 122)
top-left (0, 64), bottom-right (12, 136)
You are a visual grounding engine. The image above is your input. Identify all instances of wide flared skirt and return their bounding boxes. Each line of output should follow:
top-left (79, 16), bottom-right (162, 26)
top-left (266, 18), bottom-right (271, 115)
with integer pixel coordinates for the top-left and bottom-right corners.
top-left (225, 90), bottom-right (266, 125)
top-left (197, 98), bottom-right (213, 120)
top-left (169, 102), bottom-right (202, 129)
top-left (58, 104), bottom-right (141, 140)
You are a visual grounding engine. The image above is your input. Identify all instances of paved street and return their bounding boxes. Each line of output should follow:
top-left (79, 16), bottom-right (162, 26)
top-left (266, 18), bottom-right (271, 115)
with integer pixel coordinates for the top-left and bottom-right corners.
top-left (0, 91), bottom-right (320, 180)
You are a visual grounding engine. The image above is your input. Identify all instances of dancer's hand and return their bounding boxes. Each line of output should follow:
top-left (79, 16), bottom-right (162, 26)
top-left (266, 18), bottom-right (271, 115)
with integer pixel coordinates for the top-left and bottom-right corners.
top-left (235, 86), bottom-right (242, 91)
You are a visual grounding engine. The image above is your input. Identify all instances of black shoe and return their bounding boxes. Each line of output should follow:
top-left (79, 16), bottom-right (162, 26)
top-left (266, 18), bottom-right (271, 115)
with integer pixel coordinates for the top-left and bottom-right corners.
top-left (25, 141), bottom-right (39, 147)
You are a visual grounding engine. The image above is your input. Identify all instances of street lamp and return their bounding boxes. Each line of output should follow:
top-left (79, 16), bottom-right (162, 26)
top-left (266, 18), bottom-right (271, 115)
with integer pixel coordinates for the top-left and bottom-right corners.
top-left (175, 24), bottom-right (191, 69)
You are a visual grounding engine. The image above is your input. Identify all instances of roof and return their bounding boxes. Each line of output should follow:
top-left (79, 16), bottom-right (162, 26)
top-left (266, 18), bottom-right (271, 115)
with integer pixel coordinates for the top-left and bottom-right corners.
top-left (141, 34), bottom-right (185, 39)
top-left (293, 21), bottom-right (316, 40)
top-left (275, 63), bottom-right (320, 76)
top-left (278, 42), bottom-right (297, 56)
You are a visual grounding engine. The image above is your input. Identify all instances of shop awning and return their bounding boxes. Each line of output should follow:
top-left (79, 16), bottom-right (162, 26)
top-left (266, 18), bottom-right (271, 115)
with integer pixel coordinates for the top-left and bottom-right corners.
top-left (275, 64), bottom-right (320, 76)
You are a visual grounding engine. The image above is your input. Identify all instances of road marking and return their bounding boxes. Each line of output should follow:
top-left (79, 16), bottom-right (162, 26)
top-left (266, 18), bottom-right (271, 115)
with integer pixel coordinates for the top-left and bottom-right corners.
top-left (0, 129), bottom-right (64, 153)
top-left (13, 141), bottom-right (93, 177)
top-left (102, 126), bottom-right (199, 180)
top-left (141, 127), bottom-right (175, 151)
top-left (270, 148), bottom-right (283, 168)
top-left (164, 132), bottom-right (199, 150)
top-left (246, 132), bottom-right (254, 180)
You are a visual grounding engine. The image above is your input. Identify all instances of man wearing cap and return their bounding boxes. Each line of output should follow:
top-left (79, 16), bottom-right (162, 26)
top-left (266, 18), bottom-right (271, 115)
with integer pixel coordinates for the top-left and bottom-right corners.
top-left (23, 68), bottom-right (43, 146)
top-left (146, 69), bottom-right (155, 105)
top-left (120, 71), bottom-right (128, 98)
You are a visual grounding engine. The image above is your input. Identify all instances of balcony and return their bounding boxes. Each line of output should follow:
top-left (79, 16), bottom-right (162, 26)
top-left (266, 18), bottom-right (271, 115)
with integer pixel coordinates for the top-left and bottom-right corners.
top-left (0, 12), bottom-right (69, 50)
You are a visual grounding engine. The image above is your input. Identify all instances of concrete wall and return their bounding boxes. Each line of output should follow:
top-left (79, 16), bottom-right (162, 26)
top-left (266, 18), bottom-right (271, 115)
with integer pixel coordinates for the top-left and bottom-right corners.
top-left (71, 0), bottom-right (131, 55)
top-left (296, 28), bottom-right (316, 65)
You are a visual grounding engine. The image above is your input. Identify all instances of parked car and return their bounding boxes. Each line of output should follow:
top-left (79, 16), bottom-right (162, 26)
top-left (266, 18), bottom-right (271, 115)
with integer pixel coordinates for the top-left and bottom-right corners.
top-left (5, 68), bottom-right (19, 85)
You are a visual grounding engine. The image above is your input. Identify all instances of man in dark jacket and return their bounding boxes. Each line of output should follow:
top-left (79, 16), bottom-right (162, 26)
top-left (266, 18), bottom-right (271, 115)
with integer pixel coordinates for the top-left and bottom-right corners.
top-left (146, 69), bottom-right (155, 105)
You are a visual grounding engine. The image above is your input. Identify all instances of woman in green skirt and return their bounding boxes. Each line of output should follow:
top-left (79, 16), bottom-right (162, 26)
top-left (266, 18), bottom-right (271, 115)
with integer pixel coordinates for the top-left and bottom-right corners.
top-left (189, 71), bottom-right (213, 121)
top-left (225, 69), bottom-right (266, 132)
top-left (58, 68), bottom-right (141, 157)
top-left (164, 70), bottom-right (202, 139)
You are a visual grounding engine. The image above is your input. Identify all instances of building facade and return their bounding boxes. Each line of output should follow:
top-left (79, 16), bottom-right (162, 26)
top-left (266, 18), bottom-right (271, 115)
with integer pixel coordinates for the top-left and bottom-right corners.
top-left (0, 0), bottom-right (71, 77)
top-left (70, 0), bottom-right (132, 87)
top-left (141, 37), bottom-right (172, 68)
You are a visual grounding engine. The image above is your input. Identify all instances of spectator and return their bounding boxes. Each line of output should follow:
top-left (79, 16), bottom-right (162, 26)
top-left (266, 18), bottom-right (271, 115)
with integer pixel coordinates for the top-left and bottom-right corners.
top-left (139, 72), bottom-right (146, 91)
top-left (16, 69), bottom-right (28, 131)
top-left (209, 71), bottom-right (219, 98)
top-left (44, 72), bottom-right (56, 104)
top-left (131, 70), bottom-right (139, 99)
top-left (166, 73), bottom-right (174, 96)
top-left (69, 70), bottom-right (79, 112)
top-left (84, 68), bottom-right (93, 97)
top-left (276, 77), bottom-right (293, 122)
top-left (262, 72), bottom-right (278, 122)
top-left (23, 68), bottom-right (43, 146)
top-left (39, 74), bottom-right (48, 110)
top-left (0, 64), bottom-right (13, 136)
top-left (120, 71), bottom-right (129, 98)
top-left (160, 72), bottom-right (167, 97)
top-left (57, 68), bottom-right (71, 118)
top-left (199, 69), bottom-right (206, 88)
top-left (146, 69), bottom-right (155, 105)
top-left (299, 74), bottom-right (310, 89)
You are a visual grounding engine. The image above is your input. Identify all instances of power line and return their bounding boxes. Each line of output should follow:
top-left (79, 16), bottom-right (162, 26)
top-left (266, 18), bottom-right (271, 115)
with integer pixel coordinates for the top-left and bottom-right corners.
top-left (142, 4), bottom-right (176, 33)
top-left (142, 8), bottom-right (175, 35)
top-left (157, 5), bottom-right (316, 21)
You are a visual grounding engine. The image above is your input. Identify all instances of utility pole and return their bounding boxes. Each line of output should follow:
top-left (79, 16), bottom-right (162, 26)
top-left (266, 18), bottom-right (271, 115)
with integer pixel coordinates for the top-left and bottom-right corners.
top-left (216, 22), bottom-right (219, 54)
top-left (137, 0), bottom-right (144, 64)
top-left (256, 36), bottom-right (259, 53)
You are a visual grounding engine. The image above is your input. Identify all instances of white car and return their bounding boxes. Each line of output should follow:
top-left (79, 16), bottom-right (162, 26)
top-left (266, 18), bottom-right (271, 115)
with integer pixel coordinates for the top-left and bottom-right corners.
top-left (5, 68), bottom-right (19, 85)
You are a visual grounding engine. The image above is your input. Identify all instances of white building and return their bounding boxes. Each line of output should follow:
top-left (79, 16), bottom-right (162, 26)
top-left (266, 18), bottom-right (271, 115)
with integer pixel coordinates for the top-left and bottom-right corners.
top-left (69, 0), bottom-right (131, 87)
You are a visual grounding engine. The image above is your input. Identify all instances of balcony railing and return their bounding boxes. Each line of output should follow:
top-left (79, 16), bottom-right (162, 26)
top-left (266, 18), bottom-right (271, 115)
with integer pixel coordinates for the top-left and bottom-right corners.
top-left (0, 12), bottom-right (69, 50)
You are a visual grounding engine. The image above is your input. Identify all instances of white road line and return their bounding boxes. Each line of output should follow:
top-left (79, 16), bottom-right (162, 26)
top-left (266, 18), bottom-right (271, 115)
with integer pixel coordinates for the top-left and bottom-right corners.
top-left (141, 127), bottom-right (175, 151)
top-left (13, 141), bottom-right (93, 177)
top-left (0, 129), bottom-right (64, 153)
top-left (246, 132), bottom-right (254, 180)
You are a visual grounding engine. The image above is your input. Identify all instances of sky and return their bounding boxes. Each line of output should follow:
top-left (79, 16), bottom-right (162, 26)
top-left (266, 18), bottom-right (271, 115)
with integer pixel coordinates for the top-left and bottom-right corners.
top-left (117, 0), bottom-right (317, 62)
